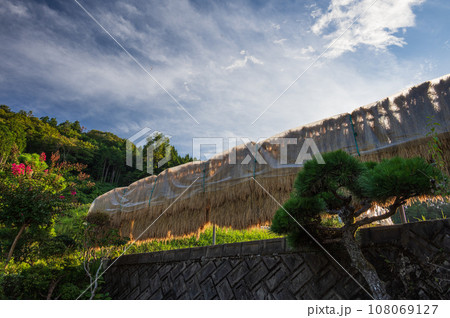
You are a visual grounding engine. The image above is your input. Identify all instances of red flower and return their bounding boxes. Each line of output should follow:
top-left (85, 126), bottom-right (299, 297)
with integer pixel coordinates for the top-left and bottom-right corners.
top-left (40, 152), bottom-right (46, 162)
top-left (71, 190), bottom-right (77, 196)
top-left (59, 195), bottom-right (65, 199)
top-left (26, 165), bottom-right (33, 175)
top-left (11, 163), bottom-right (26, 175)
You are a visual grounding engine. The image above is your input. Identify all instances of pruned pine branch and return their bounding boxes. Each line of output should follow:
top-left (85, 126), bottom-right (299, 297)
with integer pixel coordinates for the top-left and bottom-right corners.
top-left (353, 200), bottom-right (373, 218)
top-left (353, 197), bottom-right (405, 228)
top-left (330, 188), bottom-right (351, 203)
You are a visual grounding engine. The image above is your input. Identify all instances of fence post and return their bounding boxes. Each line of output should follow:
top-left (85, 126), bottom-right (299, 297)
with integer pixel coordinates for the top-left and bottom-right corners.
top-left (348, 114), bottom-right (361, 156)
top-left (148, 176), bottom-right (158, 207)
top-left (399, 205), bottom-right (408, 224)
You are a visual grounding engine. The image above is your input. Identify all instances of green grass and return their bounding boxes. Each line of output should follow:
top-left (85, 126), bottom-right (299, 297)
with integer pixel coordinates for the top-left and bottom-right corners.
top-left (50, 203), bottom-right (283, 256)
top-left (111, 225), bottom-right (283, 256)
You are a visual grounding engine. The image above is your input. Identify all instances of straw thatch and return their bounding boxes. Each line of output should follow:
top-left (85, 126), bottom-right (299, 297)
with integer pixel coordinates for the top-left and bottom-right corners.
top-left (360, 132), bottom-right (450, 175)
top-left (89, 74), bottom-right (450, 241)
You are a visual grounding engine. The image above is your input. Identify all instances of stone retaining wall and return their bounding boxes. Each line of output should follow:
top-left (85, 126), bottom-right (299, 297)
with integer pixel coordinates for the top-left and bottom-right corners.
top-left (104, 219), bottom-right (450, 299)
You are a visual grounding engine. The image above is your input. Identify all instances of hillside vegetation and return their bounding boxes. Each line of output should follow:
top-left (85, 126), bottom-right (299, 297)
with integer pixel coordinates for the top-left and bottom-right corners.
top-left (0, 105), bottom-right (192, 192)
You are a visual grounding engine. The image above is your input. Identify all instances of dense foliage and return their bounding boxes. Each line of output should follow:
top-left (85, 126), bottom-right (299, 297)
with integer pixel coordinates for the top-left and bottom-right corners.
top-left (0, 105), bottom-right (192, 187)
top-left (271, 150), bottom-right (447, 299)
top-left (0, 157), bottom-right (108, 299)
top-left (0, 105), bottom-right (194, 299)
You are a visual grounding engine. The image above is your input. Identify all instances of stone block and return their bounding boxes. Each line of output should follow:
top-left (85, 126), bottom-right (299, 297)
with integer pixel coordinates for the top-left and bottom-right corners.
top-left (129, 269), bottom-right (140, 291)
top-left (241, 241), bottom-right (262, 255)
top-left (305, 253), bottom-right (328, 274)
top-left (186, 277), bottom-right (201, 299)
top-left (128, 287), bottom-right (140, 300)
top-left (262, 256), bottom-right (279, 270)
top-left (183, 261), bottom-right (201, 281)
top-left (173, 248), bottom-right (191, 261)
top-left (190, 246), bottom-right (207, 259)
top-left (233, 281), bottom-right (252, 300)
top-left (281, 253), bottom-right (303, 271)
top-left (227, 261), bottom-right (249, 287)
top-left (289, 266), bottom-right (312, 294)
top-left (163, 250), bottom-right (178, 262)
top-left (222, 242), bottom-right (242, 257)
top-left (149, 288), bottom-right (163, 300)
top-left (148, 273), bottom-right (161, 294)
top-left (119, 269), bottom-right (129, 287)
top-left (323, 289), bottom-right (343, 300)
top-left (264, 264), bottom-right (288, 292)
top-left (272, 281), bottom-right (295, 300)
top-left (211, 260), bottom-right (233, 284)
top-left (216, 278), bottom-right (234, 300)
top-left (145, 264), bottom-right (161, 279)
top-left (170, 262), bottom-right (186, 281)
top-left (206, 245), bottom-right (224, 258)
top-left (198, 260), bottom-right (216, 283)
top-left (172, 273), bottom-right (187, 298)
top-left (245, 257), bottom-right (260, 269)
top-left (124, 254), bottom-right (139, 264)
top-left (200, 277), bottom-right (217, 300)
top-left (158, 264), bottom-right (172, 278)
top-left (316, 269), bottom-right (338, 294)
top-left (137, 252), bottom-right (161, 264)
top-left (117, 287), bottom-right (131, 300)
top-left (245, 260), bottom-right (269, 289)
top-left (263, 239), bottom-right (285, 254)
top-left (136, 287), bottom-right (152, 300)
top-left (161, 276), bottom-right (172, 295)
top-left (253, 283), bottom-right (269, 300)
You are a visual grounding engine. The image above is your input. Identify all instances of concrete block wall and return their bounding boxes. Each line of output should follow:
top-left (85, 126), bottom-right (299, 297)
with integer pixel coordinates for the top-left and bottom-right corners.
top-left (104, 219), bottom-right (450, 299)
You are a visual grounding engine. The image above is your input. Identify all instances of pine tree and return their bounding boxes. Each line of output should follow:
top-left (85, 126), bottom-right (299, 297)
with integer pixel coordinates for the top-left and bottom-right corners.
top-left (271, 150), bottom-right (447, 299)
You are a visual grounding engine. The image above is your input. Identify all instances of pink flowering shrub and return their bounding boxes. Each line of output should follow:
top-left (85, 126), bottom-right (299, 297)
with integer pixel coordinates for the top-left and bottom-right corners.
top-left (11, 163), bottom-right (25, 175)
top-left (0, 151), bottom-right (92, 266)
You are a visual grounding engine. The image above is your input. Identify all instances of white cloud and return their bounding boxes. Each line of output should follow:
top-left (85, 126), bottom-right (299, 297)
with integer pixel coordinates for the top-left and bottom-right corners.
top-left (300, 45), bottom-right (315, 55)
top-left (271, 23), bottom-right (281, 30)
top-left (224, 54), bottom-right (264, 71)
top-left (0, 0), bottom-right (446, 157)
top-left (0, 1), bottom-right (29, 17)
top-left (273, 38), bottom-right (287, 45)
top-left (311, 8), bottom-right (322, 19)
top-left (311, 0), bottom-right (424, 58)
top-left (444, 40), bottom-right (450, 50)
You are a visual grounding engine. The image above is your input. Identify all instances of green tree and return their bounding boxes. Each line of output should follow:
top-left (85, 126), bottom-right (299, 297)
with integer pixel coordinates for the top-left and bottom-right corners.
top-left (1, 106), bottom-right (192, 187)
top-left (271, 150), bottom-right (446, 299)
top-left (0, 118), bottom-right (26, 165)
top-left (0, 152), bottom-right (90, 268)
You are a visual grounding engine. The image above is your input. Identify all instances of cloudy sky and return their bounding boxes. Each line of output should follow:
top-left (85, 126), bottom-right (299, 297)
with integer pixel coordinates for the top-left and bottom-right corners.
top-left (1, 0), bottom-right (449, 155)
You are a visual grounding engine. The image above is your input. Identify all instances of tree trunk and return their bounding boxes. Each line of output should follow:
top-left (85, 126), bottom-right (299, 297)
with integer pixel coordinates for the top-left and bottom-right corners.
top-left (103, 164), bottom-right (110, 183)
top-left (342, 229), bottom-right (390, 300)
top-left (4, 223), bottom-right (28, 268)
top-left (110, 168), bottom-right (116, 183)
top-left (47, 276), bottom-right (63, 300)
top-left (101, 159), bottom-right (107, 182)
top-left (115, 171), bottom-right (121, 185)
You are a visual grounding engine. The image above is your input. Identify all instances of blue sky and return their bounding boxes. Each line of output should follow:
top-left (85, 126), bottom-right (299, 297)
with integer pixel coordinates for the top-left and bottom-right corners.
top-left (1, 0), bottom-right (449, 155)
